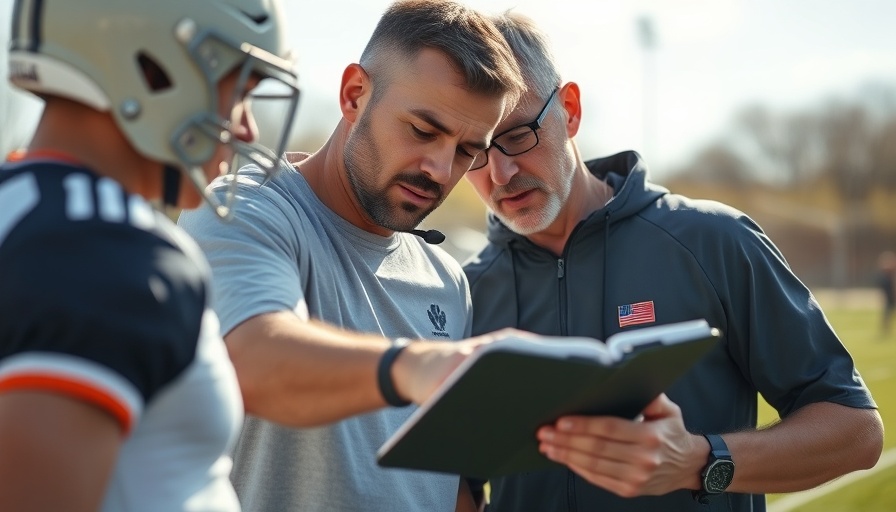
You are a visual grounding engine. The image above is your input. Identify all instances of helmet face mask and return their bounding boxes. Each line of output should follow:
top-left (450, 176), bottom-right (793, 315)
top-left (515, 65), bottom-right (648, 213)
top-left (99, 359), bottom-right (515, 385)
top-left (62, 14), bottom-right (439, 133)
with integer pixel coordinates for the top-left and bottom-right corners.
top-left (171, 25), bottom-right (301, 218)
top-left (8, 0), bottom-right (301, 217)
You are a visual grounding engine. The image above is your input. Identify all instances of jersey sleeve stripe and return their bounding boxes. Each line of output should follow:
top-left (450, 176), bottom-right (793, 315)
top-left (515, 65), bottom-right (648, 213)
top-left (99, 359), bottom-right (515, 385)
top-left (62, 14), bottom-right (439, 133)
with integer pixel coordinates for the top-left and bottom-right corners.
top-left (0, 374), bottom-right (135, 433)
top-left (0, 352), bottom-right (143, 433)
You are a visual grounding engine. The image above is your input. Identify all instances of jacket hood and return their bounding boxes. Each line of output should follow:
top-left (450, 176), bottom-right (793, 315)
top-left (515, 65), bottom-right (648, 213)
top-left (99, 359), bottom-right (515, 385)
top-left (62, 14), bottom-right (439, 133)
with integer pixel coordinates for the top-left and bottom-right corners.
top-left (484, 150), bottom-right (668, 246)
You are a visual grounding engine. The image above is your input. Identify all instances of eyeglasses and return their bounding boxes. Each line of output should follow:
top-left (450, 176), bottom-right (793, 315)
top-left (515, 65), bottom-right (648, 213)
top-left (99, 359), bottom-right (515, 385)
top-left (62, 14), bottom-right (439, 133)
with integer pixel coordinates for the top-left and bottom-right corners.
top-left (468, 88), bottom-right (559, 171)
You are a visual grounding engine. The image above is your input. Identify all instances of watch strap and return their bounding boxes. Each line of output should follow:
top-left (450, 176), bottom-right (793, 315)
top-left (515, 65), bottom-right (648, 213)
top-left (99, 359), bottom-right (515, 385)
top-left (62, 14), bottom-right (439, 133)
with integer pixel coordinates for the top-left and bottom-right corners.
top-left (693, 433), bottom-right (734, 503)
top-left (377, 338), bottom-right (412, 407)
top-left (704, 433), bottom-right (731, 457)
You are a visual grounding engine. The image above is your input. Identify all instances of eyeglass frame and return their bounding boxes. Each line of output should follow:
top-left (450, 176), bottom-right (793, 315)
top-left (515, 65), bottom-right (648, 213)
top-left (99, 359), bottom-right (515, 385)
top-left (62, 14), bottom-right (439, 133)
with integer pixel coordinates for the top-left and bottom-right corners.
top-left (468, 87), bottom-right (560, 171)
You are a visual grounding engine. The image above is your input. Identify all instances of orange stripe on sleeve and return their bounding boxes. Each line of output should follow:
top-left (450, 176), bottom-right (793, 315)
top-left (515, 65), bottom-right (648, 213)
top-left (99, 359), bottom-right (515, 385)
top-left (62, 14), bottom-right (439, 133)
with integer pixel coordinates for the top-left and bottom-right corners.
top-left (0, 374), bottom-right (134, 434)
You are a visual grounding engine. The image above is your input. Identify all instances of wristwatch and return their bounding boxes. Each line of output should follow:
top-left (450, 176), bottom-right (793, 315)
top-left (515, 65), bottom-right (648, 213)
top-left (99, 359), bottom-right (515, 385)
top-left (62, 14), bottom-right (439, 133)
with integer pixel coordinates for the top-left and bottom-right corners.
top-left (694, 433), bottom-right (735, 503)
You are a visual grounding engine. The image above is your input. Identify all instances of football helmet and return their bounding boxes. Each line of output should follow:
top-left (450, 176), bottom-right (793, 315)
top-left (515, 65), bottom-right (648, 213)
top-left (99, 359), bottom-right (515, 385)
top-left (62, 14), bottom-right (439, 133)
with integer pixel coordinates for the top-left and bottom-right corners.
top-left (8, 0), bottom-right (300, 217)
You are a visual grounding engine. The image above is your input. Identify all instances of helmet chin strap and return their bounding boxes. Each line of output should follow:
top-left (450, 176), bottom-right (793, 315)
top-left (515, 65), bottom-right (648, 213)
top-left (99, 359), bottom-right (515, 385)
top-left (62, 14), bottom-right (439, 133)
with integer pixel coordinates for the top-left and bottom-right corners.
top-left (162, 164), bottom-right (181, 208)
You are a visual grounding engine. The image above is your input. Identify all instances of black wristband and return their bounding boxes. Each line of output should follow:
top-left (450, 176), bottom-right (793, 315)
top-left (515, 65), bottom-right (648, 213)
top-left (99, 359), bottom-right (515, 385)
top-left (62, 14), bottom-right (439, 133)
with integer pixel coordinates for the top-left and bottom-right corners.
top-left (377, 338), bottom-right (412, 407)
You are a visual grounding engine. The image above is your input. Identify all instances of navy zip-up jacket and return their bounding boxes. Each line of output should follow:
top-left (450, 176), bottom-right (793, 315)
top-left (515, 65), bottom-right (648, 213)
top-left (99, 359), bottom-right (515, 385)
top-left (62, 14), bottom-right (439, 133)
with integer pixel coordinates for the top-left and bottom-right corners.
top-left (463, 151), bottom-right (876, 512)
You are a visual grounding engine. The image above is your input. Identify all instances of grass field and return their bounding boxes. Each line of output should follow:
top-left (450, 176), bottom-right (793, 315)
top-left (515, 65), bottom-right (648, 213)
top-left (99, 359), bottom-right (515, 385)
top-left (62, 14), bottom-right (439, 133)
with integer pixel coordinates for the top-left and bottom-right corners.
top-left (762, 298), bottom-right (896, 512)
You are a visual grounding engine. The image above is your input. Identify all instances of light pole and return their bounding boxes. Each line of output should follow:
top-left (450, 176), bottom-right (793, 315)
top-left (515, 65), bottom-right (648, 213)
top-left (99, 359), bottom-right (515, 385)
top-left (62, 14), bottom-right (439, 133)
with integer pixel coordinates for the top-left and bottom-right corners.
top-left (637, 15), bottom-right (657, 163)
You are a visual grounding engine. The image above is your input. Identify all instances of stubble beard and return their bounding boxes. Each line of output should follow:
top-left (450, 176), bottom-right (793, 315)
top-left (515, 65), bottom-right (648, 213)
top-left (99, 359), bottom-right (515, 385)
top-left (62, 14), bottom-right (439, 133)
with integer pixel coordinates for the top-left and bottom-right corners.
top-left (498, 194), bottom-right (562, 236)
top-left (493, 166), bottom-right (574, 236)
top-left (343, 110), bottom-right (443, 232)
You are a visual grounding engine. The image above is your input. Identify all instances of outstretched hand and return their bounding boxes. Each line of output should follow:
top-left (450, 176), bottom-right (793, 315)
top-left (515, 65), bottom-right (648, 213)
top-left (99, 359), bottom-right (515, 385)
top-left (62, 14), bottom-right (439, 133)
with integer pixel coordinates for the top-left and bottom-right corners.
top-left (392, 328), bottom-right (534, 406)
top-left (536, 394), bottom-right (707, 497)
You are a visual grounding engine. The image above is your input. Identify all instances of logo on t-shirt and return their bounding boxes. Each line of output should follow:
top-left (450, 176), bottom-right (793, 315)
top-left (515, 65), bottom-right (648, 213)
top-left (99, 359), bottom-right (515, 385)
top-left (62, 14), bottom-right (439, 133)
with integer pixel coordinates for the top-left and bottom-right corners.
top-left (427, 304), bottom-right (450, 337)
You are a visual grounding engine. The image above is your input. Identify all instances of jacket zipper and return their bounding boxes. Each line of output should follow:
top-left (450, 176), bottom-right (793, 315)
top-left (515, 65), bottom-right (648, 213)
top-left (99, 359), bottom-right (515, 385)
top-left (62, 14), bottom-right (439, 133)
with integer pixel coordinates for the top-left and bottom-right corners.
top-left (557, 258), bottom-right (577, 511)
top-left (557, 258), bottom-right (568, 336)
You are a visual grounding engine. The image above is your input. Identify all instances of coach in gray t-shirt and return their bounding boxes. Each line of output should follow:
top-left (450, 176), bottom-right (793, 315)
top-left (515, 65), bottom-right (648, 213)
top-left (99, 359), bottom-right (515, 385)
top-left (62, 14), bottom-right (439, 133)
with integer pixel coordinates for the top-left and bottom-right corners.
top-left (179, 2), bottom-right (527, 510)
top-left (181, 162), bottom-right (468, 511)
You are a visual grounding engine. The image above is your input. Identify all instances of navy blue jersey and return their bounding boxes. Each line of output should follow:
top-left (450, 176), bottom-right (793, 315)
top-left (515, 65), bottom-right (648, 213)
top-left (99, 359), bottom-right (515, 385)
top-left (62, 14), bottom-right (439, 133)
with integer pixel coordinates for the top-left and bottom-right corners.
top-left (0, 158), bottom-right (243, 511)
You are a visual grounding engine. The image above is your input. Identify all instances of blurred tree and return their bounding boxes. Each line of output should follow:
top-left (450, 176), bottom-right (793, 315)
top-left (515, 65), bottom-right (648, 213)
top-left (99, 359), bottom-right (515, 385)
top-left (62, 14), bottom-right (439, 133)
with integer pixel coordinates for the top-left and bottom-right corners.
top-left (781, 113), bottom-right (820, 187)
top-left (869, 118), bottom-right (896, 192)
top-left (818, 101), bottom-right (874, 203)
top-left (736, 105), bottom-right (819, 188)
top-left (668, 83), bottom-right (896, 288)
top-left (736, 105), bottom-right (787, 183)
top-left (678, 141), bottom-right (751, 187)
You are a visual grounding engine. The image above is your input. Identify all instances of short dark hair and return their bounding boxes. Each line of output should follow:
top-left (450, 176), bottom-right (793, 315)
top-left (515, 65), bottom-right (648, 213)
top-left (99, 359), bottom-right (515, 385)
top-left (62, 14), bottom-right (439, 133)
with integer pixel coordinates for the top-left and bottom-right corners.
top-left (359, 0), bottom-right (524, 104)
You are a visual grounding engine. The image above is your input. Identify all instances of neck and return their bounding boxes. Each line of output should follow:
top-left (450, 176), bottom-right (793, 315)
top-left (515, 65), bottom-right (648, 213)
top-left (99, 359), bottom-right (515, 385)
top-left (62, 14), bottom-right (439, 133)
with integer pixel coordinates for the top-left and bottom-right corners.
top-left (291, 121), bottom-right (391, 236)
top-left (525, 160), bottom-right (614, 256)
top-left (27, 98), bottom-right (160, 199)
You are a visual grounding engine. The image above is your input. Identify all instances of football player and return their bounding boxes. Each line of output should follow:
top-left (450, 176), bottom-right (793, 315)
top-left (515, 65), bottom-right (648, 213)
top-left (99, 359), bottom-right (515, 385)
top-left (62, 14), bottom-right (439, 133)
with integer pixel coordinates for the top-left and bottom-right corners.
top-left (0, 1), bottom-right (299, 511)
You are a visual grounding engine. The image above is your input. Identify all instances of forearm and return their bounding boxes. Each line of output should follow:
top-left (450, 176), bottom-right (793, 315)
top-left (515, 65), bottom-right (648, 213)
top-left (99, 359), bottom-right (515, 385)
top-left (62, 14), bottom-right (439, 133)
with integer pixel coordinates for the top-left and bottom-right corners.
top-left (538, 396), bottom-right (884, 498)
top-left (227, 311), bottom-right (499, 427)
top-left (226, 312), bottom-right (392, 426)
top-left (723, 402), bottom-right (883, 494)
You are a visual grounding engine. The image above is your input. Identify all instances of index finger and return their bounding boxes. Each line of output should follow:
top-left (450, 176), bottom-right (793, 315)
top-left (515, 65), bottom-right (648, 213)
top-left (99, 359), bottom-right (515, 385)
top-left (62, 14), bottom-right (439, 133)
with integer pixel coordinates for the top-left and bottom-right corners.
top-left (551, 414), bottom-right (650, 443)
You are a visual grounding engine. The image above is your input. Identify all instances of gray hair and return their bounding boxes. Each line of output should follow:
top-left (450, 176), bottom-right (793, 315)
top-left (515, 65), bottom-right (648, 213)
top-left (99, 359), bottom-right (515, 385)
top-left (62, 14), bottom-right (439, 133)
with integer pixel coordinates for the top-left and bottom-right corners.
top-left (359, 0), bottom-right (525, 105)
top-left (491, 11), bottom-right (562, 100)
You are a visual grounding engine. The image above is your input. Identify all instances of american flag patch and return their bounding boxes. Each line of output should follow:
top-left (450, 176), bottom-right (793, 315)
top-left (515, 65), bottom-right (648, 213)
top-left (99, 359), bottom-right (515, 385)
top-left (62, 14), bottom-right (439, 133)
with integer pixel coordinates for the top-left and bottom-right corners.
top-left (618, 301), bottom-right (656, 327)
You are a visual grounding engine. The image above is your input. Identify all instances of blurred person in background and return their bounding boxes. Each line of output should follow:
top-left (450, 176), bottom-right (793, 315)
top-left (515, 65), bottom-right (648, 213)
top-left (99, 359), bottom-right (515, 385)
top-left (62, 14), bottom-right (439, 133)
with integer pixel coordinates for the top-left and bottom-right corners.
top-left (461, 11), bottom-right (883, 512)
top-left (179, 1), bottom-right (531, 511)
top-left (0, 0), bottom-right (299, 511)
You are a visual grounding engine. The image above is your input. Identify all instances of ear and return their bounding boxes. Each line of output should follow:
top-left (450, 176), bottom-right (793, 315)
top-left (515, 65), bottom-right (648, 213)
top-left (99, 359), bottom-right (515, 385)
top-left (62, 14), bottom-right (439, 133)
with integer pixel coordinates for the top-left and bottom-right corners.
top-left (339, 63), bottom-right (370, 123)
top-left (558, 82), bottom-right (582, 138)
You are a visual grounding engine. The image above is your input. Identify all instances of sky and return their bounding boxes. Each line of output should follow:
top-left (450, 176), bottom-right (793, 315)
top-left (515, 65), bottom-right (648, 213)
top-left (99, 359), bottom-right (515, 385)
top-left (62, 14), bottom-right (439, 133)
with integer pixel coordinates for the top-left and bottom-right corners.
top-left (3, 0), bottom-right (896, 178)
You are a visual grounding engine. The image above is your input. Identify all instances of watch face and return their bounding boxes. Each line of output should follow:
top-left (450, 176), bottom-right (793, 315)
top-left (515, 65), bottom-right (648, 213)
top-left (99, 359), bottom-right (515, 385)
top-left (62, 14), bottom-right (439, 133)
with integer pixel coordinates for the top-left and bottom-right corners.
top-left (704, 460), bottom-right (735, 493)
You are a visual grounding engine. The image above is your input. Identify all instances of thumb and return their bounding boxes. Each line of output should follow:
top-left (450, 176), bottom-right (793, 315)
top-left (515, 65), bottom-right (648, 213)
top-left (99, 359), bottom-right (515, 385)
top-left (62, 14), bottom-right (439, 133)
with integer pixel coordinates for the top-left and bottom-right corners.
top-left (642, 393), bottom-right (676, 420)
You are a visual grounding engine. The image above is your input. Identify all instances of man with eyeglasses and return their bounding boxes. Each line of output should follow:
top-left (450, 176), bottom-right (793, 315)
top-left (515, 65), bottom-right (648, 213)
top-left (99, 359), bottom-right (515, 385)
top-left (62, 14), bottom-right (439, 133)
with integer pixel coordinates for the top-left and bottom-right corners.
top-left (469, 88), bottom-right (559, 172)
top-left (462, 11), bottom-right (882, 512)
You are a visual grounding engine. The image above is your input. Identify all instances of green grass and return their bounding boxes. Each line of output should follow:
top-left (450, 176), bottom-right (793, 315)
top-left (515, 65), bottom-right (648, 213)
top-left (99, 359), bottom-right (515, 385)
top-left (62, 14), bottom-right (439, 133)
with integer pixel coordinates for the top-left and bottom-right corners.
top-left (786, 466), bottom-right (896, 512)
top-left (762, 306), bottom-right (896, 511)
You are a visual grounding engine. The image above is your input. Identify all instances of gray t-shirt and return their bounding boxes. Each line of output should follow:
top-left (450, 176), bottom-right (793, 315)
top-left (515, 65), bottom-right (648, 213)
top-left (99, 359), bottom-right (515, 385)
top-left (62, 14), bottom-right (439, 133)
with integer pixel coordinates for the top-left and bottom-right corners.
top-left (179, 162), bottom-right (471, 512)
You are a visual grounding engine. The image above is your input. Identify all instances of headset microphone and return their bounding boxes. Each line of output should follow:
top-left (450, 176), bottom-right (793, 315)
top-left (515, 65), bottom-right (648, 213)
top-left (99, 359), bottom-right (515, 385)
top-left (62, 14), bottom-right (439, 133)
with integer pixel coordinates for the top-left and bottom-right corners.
top-left (410, 229), bottom-right (446, 245)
